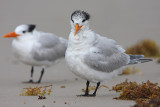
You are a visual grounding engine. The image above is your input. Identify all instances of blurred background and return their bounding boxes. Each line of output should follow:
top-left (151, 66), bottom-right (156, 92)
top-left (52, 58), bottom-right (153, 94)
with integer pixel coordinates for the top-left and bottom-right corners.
top-left (0, 0), bottom-right (160, 81)
top-left (0, 0), bottom-right (160, 45)
top-left (0, 0), bottom-right (159, 81)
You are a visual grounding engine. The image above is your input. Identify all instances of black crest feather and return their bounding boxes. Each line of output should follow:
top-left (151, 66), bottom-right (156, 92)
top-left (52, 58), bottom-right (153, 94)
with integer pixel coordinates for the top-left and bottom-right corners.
top-left (71, 10), bottom-right (90, 22)
top-left (28, 24), bottom-right (36, 32)
top-left (82, 11), bottom-right (90, 20)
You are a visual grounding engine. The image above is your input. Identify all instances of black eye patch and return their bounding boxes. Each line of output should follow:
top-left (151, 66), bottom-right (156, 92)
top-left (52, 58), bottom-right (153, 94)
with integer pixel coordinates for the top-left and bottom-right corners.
top-left (28, 24), bottom-right (36, 32)
top-left (22, 31), bottom-right (26, 33)
top-left (82, 19), bottom-right (86, 22)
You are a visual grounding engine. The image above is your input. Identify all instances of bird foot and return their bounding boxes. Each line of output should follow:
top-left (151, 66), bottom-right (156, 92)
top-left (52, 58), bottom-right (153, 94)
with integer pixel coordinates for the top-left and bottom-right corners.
top-left (77, 94), bottom-right (96, 97)
top-left (33, 81), bottom-right (41, 84)
top-left (22, 80), bottom-right (34, 83)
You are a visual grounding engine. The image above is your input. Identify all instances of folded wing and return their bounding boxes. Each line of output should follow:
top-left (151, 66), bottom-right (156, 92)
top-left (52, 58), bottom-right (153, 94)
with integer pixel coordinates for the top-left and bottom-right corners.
top-left (84, 34), bottom-right (130, 72)
top-left (31, 32), bottom-right (67, 62)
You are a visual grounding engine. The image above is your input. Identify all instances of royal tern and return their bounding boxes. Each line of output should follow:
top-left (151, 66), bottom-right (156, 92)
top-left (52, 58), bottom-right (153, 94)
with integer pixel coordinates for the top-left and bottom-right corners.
top-left (65, 10), bottom-right (152, 96)
top-left (3, 24), bottom-right (67, 83)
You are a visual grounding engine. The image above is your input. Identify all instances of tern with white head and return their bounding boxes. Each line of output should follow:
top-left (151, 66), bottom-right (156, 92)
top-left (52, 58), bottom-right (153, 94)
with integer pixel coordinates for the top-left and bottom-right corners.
top-left (65, 10), bottom-right (152, 96)
top-left (3, 24), bottom-right (68, 83)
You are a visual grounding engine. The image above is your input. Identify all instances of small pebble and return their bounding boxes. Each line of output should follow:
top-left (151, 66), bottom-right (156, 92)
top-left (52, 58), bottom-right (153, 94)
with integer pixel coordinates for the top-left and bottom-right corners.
top-left (61, 86), bottom-right (66, 88)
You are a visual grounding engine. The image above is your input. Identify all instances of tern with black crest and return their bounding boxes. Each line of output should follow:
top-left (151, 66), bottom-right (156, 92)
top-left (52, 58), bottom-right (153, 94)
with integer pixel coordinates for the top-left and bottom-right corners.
top-left (65, 10), bottom-right (152, 97)
top-left (3, 24), bottom-right (67, 83)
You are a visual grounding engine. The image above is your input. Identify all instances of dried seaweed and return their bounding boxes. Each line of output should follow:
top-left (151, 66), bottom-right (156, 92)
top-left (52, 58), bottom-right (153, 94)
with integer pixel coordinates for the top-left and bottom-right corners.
top-left (126, 39), bottom-right (160, 58)
top-left (19, 85), bottom-right (52, 96)
top-left (133, 96), bottom-right (160, 107)
top-left (82, 85), bottom-right (109, 93)
top-left (120, 67), bottom-right (140, 75)
top-left (112, 79), bottom-right (160, 102)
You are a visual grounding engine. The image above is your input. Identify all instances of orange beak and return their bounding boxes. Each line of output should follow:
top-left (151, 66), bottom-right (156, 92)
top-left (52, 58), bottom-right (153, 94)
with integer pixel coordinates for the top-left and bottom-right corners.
top-left (74, 24), bottom-right (82, 36)
top-left (2, 32), bottom-right (19, 38)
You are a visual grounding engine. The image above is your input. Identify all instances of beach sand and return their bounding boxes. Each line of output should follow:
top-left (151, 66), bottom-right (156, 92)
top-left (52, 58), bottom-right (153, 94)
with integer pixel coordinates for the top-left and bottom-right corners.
top-left (0, 0), bottom-right (160, 107)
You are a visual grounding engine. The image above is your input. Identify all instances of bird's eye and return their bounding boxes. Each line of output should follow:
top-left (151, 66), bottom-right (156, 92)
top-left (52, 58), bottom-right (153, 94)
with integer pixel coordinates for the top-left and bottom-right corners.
top-left (22, 31), bottom-right (26, 33)
top-left (82, 19), bottom-right (86, 22)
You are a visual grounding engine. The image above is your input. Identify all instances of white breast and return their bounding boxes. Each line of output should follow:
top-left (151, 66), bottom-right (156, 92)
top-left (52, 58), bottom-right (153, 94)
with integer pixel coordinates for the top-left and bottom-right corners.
top-left (66, 46), bottom-right (116, 83)
top-left (12, 36), bottom-right (35, 65)
top-left (65, 30), bottom-right (124, 83)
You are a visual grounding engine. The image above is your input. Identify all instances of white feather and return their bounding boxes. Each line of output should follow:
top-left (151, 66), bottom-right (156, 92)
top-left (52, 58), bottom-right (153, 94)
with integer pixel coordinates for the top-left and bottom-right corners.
top-left (66, 29), bottom-right (129, 83)
top-left (12, 27), bottom-right (67, 67)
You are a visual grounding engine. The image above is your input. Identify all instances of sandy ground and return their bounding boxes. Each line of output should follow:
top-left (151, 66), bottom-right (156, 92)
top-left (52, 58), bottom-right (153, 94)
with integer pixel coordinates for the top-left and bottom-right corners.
top-left (0, 0), bottom-right (160, 107)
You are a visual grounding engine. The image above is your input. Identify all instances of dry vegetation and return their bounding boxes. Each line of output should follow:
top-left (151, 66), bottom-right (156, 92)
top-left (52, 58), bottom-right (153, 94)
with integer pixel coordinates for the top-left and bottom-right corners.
top-left (19, 85), bottom-right (52, 96)
top-left (126, 39), bottom-right (160, 58)
top-left (112, 79), bottom-right (160, 106)
top-left (133, 96), bottom-right (160, 107)
top-left (120, 67), bottom-right (140, 75)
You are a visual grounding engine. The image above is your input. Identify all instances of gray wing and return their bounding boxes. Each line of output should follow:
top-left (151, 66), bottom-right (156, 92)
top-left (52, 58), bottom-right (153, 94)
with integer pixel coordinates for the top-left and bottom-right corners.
top-left (84, 34), bottom-right (130, 72)
top-left (31, 32), bottom-right (67, 62)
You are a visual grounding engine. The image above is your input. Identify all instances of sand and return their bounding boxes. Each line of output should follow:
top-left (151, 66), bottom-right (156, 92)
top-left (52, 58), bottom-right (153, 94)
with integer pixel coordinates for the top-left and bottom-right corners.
top-left (0, 0), bottom-right (160, 107)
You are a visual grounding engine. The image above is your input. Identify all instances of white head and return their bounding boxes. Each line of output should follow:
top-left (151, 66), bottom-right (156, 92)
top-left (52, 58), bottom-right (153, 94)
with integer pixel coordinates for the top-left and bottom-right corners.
top-left (3, 24), bottom-right (36, 38)
top-left (71, 10), bottom-right (90, 36)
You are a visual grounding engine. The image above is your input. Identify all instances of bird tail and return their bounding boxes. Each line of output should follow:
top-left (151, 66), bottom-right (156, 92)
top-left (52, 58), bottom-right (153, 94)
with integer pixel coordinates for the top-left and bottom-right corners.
top-left (128, 55), bottom-right (152, 65)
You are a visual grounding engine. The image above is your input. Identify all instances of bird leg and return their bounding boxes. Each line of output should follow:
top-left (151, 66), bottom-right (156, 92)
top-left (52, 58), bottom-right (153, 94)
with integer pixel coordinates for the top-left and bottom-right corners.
top-left (28, 66), bottom-right (34, 82)
top-left (91, 82), bottom-right (100, 96)
top-left (77, 80), bottom-right (90, 96)
top-left (84, 80), bottom-right (90, 96)
top-left (77, 81), bottom-right (100, 97)
top-left (22, 66), bottom-right (34, 83)
top-left (36, 68), bottom-right (45, 83)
